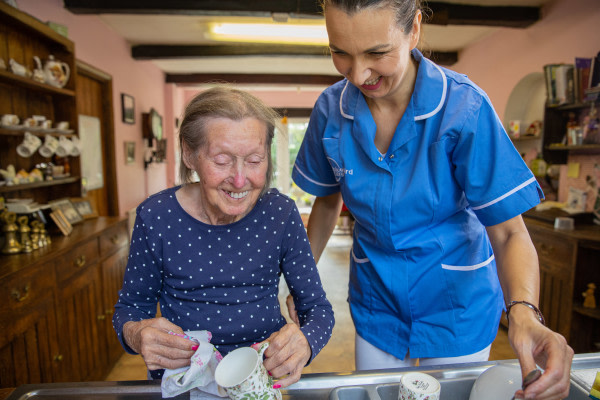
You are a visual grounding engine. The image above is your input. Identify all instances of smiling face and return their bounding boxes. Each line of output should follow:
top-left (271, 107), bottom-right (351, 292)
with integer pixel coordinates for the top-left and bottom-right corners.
top-left (325, 4), bottom-right (421, 102)
top-left (184, 117), bottom-right (269, 225)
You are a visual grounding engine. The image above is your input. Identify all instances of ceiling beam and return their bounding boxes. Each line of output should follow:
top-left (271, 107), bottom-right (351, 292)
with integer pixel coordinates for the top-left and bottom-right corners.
top-left (132, 44), bottom-right (331, 59)
top-left (166, 74), bottom-right (343, 86)
top-left (64, 0), bottom-right (540, 27)
top-left (133, 44), bottom-right (458, 66)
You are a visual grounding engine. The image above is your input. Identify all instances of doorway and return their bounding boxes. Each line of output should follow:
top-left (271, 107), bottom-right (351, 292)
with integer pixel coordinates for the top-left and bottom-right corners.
top-left (75, 61), bottom-right (119, 216)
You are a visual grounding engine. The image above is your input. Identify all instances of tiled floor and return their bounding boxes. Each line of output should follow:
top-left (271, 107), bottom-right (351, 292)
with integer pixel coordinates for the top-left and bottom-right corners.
top-left (105, 232), bottom-right (515, 381)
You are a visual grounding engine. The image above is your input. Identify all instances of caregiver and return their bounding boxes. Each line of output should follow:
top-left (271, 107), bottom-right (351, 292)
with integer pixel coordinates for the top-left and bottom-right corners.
top-left (290, 0), bottom-right (573, 399)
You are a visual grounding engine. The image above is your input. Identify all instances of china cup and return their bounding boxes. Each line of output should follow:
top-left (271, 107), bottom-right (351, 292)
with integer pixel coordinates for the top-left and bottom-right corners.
top-left (39, 134), bottom-right (59, 157)
top-left (56, 136), bottom-right (74, 157)
top-left (215, 343), bottom-right (281, 400)
top-left (399, 372), bottom-right (440, 400)
top-left (1, 114), bottom-right (19, 126)
top-left (16, 132), bottom-right (42, 157)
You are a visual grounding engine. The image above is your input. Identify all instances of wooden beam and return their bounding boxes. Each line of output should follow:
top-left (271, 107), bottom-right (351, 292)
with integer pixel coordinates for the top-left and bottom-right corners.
top-left (64, 0), bottom-right (540, 27)
top-left (427, 2), bottom-right (540, 28)
top-left (132, 44), bottom-right (331, 59)
top-left (135, 44), bottom-right (458, 66)
top-left (166, 73), bottom-right (343, 86)
top-left (63, 0), bottom-right (322, 17)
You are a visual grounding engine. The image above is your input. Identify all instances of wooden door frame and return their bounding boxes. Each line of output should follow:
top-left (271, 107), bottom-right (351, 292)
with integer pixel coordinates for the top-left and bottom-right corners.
top-left (76, 60), bottom-right (119, 216)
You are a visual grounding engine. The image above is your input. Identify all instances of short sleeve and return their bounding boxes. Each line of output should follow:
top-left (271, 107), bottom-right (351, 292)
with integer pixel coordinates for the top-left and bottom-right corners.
top-left (292, 93), bottom-right (341, 197)
top-left (452, 93), bottom-right (544, 226)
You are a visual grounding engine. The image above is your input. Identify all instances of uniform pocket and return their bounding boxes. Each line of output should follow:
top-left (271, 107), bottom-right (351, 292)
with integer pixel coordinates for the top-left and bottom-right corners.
top-left (348, 245), bottom-right (373, 314)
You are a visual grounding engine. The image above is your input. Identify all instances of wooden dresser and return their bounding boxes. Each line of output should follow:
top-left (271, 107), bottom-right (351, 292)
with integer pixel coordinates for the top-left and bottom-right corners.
top-left (0, 217), bottom-right (129, 388)
top-left (524, 216), bottom-right (600, 353)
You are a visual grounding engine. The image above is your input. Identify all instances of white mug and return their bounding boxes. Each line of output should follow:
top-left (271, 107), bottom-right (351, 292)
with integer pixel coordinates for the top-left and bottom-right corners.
top-left (41, 120), bottom-right (53, 130)
top-left (56, 121), bottom-right (69, 131)
top-left (16, 132), bottom-right (42, 157)
top-left (70, 136), bottom-right (82, 156)
top-left (215, 343), bottom-right (281, 400)
top-left (22, 117), bottom-right (38, 128)
top-left (56, 136), bottom-right (74, 157)
top-left (39, 134), bottom-right (59, 157)
top-left (399, 372), bottom-right (441, 400)
top-left (2, 114), bottom-right (19, 126)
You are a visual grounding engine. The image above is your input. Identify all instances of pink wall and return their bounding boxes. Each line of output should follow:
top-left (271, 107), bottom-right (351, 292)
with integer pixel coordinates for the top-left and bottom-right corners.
top-left (17, 0), bottom-right (168, 216)
top-left (452, 0), bottom-right (600, 121)
top-left (452, 0), bottom-right (600, 209)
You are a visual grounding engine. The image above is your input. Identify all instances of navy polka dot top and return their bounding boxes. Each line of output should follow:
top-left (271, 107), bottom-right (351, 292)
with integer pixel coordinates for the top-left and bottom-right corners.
top-left (113, 186), bottom-right (334, 370)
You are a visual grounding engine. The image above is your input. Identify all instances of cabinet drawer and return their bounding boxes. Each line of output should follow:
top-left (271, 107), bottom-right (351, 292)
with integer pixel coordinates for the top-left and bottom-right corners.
top-left (56, 239), bottom-right (99, 283)
top-left (530, 229), bottom-right (576, 266)
top-left (99, 223), bottom-right (129, 256)
top-left (0, 262), bottom-right (56, 319)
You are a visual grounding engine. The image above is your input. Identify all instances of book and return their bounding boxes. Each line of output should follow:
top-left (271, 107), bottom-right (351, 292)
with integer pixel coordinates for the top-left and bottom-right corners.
top-left (590, 51), bottom-right (600, 89)
top-left (575, 57), bottom-right (592, 102)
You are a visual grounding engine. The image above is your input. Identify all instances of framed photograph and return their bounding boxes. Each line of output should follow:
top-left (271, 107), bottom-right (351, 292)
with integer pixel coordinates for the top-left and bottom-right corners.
top-left (50, 209), bottom-right (73, 236)
top-left (49, 198), bottom-right (84, 225)
top-left (121, 93), bottom-right (135, 124)
top-left (125, 141), bottom-right (136, 164)
top-left (70, 197), bottom-right (98, 220)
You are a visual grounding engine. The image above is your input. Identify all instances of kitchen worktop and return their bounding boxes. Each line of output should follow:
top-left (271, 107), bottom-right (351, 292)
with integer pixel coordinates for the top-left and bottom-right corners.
top-left (4, 353), bottom-right (600, 400)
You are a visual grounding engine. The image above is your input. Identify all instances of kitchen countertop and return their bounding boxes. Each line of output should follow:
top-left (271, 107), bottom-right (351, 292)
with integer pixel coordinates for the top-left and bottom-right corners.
top-left (3, 353), bottom-right (600, 400)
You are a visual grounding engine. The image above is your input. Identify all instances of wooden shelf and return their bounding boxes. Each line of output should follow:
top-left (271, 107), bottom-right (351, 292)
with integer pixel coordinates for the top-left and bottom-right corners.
top-left (510, 135), bottom-right (541, 142)
top-left (0, 69), bottom-right (75, 97)
top-left (546, 143), bottom-right (600, 152)
top-left (0, 127), bottom-right (76, 137)
top-left (0, 176), bottom-right (79, 194)
top-left (573, 302), bottom-right (600, 320)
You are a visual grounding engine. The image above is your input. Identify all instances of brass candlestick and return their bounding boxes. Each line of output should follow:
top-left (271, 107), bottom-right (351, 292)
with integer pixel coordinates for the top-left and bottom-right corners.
top-left (18, 215), bottom-right (33, 253)
top-left (2, 211), bottom-right (22, 254)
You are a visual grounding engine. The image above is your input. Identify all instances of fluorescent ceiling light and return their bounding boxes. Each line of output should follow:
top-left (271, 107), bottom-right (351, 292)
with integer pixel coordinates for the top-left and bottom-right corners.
top-left (210, 23), bottom-right (328, 45)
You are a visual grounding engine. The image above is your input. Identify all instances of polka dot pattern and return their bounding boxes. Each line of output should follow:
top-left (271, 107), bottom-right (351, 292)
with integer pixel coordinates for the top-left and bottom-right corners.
top-left (113, 187), bottom-right (334, 365)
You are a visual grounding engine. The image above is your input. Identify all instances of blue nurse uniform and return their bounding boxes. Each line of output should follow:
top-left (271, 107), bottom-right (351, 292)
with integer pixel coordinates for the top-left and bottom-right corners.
top-left (292, 49), bottom-right (544, 360)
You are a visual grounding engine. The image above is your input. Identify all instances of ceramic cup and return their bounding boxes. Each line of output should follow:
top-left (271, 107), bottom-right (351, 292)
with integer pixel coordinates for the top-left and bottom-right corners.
top-left (41, 119), bottom-right (53, 130)
top-left (215, 343), bottom-right (282, 400)
top-left (56, 136), bottom-right (74, 157)
top-left (56, 121), bottom-right (69, 131)
top-left (39, 134), bottom-right (59, 157)
top-left (70, 136), bottom-right (82, 156)
top-left (1, 114), bottom-right (19, 126)
top-left (16, 132), bottom-right (42, 157)
top-left (399, 372), bottom-right (440, 400)
top-left (22, 117), bottom-right (38, 128)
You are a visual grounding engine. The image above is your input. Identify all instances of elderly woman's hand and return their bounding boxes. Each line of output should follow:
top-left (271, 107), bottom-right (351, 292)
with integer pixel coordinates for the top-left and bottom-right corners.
top-left (123, 317), bottom-right (198, 371)
top-left (508, 307), bottom-right (574, 400)
top-left (255, 323), bottom-right (311, 388)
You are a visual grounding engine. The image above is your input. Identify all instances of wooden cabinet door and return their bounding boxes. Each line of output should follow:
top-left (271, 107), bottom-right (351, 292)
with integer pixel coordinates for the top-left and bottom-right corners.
top-left (55, 262), bottom-right (108, 382)
top-left (0, 293), bottom-right (62, 387)
top-left (101, 246), bottom-right (129, 366)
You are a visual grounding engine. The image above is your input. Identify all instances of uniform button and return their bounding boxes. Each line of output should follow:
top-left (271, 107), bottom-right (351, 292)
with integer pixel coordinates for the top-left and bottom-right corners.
top-left (390, 154), bottom-right (395, 159)
top-left (378, 157), bottom-right (383, 162)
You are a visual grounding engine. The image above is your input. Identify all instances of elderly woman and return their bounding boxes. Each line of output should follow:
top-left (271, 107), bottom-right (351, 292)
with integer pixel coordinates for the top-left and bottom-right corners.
top-left (113, 87), bottom-right (334, 388)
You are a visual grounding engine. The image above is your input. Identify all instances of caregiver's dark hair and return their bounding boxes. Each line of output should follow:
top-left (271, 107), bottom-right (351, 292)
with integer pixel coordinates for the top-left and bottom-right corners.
top-left (178, 87), bottom-right (279, 196)
top-left (320, 0), bottom-right (424, 33)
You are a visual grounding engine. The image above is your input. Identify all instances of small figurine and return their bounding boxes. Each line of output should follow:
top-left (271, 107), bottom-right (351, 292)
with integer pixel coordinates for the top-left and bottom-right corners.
top-left (583, 283), bottom-right (597, 309)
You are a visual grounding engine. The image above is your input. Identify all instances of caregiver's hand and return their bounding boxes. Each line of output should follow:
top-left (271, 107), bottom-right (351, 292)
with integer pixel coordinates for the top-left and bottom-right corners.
top-left (255, 323), bottom-right (311, 388)
top-left (123, 317), bottom-right (198, 371)
top-left (508, 307), bottom-right (573, 400)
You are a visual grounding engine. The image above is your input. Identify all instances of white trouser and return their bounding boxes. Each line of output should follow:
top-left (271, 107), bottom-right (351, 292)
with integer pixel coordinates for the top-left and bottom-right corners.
top-left (355, 334), bottom-right (491, 370)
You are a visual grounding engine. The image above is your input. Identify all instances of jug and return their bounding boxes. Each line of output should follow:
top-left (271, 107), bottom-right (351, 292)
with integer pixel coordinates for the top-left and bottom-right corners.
top-left (43, 55), bottom-right (70, 88)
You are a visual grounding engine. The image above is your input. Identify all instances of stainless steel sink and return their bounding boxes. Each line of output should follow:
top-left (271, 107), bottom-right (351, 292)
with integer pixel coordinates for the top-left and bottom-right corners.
top-left (6, 354), bottom-right (599, 400)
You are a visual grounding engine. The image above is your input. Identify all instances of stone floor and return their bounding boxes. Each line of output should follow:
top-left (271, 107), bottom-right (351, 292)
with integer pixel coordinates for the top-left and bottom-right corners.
top-left (104, 232), bottom-right (515, 381)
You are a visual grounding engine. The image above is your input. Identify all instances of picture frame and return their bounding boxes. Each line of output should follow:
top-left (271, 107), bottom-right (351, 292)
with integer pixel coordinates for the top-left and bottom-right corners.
top-left (121, 93), bottom-right (135, 124)
top-left (125, 141), bottom-right (136, 164)
top-left (70, 197), bottom-right (98, 220)
top-left (49, 198), bottom-right (84, 225)
top-left (50, 209), bottom-right (73, 236)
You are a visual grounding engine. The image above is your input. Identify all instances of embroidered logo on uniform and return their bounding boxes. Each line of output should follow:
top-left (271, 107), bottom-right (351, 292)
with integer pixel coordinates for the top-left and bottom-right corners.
top-left (327, 157), bottom-right (353, 182)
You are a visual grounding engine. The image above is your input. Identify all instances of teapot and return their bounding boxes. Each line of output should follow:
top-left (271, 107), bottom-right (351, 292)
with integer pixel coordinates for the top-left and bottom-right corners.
top-left (43, 55), bottom-right (70, 88)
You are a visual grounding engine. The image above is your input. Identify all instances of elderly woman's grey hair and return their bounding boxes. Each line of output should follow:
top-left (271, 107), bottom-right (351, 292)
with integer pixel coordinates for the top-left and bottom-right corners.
top-left (178, 86), bottom-right (280, 196)
top-left (320, 0), bottom-right (424, 33)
